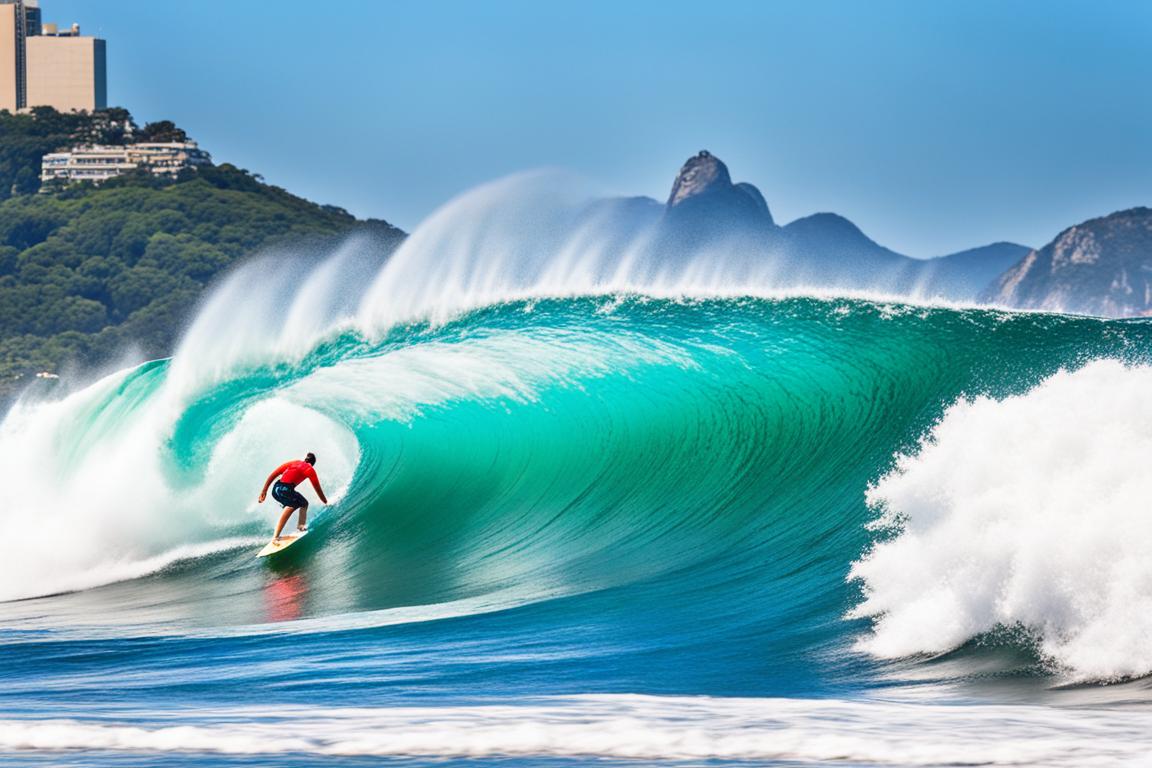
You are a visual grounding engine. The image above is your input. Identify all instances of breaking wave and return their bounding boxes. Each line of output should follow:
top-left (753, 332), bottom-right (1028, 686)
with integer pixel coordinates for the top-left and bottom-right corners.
top-left (3, 171), bottom-right (1152, 696)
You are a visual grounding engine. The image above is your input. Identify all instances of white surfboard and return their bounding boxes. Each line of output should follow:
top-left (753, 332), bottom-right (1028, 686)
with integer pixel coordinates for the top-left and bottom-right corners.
top-left (257, 529), bottom-right (309, 558)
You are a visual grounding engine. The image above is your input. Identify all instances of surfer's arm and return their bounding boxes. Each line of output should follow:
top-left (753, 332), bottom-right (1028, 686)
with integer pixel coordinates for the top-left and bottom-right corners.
top-left (258, 463), bottom-right (289, 502)
top-left (308, 472), bottom-right (328, 505)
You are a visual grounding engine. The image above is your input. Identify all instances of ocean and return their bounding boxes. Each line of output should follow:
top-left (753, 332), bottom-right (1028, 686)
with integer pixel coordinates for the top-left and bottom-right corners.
top-left (2, 174), bottom-right (1152, 766)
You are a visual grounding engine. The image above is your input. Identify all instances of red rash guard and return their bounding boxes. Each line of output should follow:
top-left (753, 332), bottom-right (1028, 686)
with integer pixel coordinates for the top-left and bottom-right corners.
top-left (277, 460), bottom-right (321, 494)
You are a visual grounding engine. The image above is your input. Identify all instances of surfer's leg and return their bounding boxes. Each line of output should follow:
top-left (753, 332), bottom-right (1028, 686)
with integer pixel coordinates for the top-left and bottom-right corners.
top-left (297, 503), bottom-right (308, 532)
top-left (274, 507), bottom-right (296, 541)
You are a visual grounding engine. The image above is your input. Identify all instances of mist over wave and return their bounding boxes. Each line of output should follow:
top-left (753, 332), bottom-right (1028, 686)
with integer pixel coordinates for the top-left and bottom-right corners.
top-left (352, 169), bottom-right (993, 331)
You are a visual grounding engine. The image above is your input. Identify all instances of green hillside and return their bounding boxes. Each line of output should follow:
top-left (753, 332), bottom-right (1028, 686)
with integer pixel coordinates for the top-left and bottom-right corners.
top-left (0, 108), bottom-right (404, 399)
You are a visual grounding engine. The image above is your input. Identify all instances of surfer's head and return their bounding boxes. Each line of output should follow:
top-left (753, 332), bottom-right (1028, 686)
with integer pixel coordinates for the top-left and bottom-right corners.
top-left (305, 452), bottom-right (316, 465)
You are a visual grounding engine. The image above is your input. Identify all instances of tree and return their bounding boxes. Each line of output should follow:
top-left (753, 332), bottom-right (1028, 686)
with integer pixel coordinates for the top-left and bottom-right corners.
top-left (139, 120), bottom-right (187, 143)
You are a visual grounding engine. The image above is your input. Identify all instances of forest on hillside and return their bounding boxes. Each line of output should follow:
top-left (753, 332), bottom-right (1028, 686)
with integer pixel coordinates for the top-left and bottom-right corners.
top-left (0, 108), bottom-right (404, 399)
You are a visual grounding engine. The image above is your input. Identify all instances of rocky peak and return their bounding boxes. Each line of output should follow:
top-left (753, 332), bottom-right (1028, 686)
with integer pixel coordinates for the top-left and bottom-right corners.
top-left (664, 150), bottom-right (774, 226)
top-left (667, 150), bottom-right (733, 207)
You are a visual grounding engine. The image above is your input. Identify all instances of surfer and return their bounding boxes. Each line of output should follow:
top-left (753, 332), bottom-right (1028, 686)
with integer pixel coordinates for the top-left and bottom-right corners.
top-left (258, 452), bottom-right (329, 542)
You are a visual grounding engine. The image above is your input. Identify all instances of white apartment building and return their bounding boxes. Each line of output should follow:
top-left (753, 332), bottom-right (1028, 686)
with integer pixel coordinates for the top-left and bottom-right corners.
top-left (40, 141), bottom-right (212, 184)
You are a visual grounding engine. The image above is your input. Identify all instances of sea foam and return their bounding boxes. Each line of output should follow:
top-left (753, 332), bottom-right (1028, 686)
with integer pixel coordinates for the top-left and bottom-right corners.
top-left (0, 695), bottom-right (1149, 764)
top-left (850, 359), bottom-right (1152, 680)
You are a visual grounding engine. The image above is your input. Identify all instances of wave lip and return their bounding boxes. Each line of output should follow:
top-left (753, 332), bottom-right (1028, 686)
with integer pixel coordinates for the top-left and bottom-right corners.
top-left (851, 360), bottom-right (1152, 681)
top-left (3, 695), bottom-right (1152, 764)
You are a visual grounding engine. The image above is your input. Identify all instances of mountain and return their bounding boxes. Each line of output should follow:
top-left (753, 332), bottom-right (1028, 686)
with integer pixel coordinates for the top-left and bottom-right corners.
top-left (779, 212), bottom-right (908, 287)
top-left (986, 208), bottom-right (1152, 317)
top-left (652, 150), bottom-right (1028, 298)
top-left (918, 242), bottom-right (1032, 300)
top-left (656, 151), bottom-right (776, 258)
top-left (666, 150), bottom-right (775, 225)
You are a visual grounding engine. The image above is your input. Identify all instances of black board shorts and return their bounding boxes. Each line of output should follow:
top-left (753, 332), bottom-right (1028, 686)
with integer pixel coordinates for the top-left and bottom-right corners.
top-left (272, 481), bottom-right (308, 508)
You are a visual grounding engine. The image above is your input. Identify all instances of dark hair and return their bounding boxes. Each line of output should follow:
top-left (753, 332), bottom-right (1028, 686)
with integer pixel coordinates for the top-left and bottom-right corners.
top-left (305, 452), bottom-right (316, 465)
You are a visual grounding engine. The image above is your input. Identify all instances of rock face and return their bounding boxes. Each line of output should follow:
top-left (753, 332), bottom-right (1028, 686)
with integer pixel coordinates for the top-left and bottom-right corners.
top-left (666, 151), bottom-right (773, 225)
top-left (656, 151), bottom-right (776, 263)
top-left (667, 150), bottom-right (729, 206)
top-left (986, 208), bottom-right (1152, 316)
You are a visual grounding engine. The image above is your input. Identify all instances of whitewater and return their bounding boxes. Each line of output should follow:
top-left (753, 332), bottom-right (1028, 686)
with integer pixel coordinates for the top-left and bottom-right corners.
top-left (3, 172), bottom-right (1152, 766)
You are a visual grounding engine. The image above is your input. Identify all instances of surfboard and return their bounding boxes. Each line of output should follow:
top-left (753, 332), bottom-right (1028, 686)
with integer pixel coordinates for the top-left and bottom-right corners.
top-left (257, 530), bottom-right (309, 558)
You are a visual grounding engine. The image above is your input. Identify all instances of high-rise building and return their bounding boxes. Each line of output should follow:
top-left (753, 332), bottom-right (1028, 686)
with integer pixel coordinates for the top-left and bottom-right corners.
top-left (0, 0), bottom-right (38, 111)
top-left (0, 0), bottom-right (105, 113)
top-left (0, 5), bottom-right (18, 111)
top-left (27, 26), bottom-right (105, 111)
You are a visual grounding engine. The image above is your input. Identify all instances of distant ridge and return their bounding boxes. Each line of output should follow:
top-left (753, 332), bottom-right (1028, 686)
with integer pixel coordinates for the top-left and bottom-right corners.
top-left (648, 149), bottom-right (1031, 299)
top-left (923, 242), bottom-right (1032, 301)
top-left (985, 208), bottom-right (1152, 317)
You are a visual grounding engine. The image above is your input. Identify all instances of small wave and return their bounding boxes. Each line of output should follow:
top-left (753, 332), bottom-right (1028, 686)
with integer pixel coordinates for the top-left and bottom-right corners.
top-left (1, 695), bottom-right (1150, 764)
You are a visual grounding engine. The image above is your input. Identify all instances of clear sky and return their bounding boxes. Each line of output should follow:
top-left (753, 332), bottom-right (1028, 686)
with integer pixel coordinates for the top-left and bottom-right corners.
top-left (46, 0), bottom-right (1152, 256)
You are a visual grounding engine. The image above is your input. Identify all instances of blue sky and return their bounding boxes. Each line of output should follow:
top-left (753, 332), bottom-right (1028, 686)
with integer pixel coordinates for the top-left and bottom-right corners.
top-left (46, 0), bottom-right (1152, 256)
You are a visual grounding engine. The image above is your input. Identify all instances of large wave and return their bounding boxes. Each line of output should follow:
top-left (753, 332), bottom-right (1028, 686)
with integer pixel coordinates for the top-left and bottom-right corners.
top-left (3, 172), bottom-right (1151, 688)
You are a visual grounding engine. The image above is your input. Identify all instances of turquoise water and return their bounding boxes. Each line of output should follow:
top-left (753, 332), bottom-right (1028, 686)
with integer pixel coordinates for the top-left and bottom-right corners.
top-left (4, 290), bottom-right (1152, 764)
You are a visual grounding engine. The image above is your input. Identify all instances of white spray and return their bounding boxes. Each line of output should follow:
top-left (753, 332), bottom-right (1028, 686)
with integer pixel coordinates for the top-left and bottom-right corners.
top-left (850, 359), bottom-right (1152, 681)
